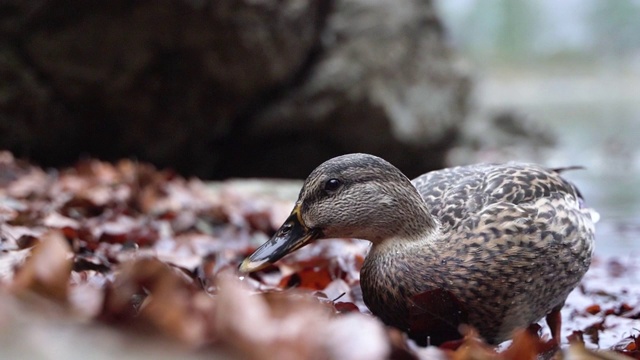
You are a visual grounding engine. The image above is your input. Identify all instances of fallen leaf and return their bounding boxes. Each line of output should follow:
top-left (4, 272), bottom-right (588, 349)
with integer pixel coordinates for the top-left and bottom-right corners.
top-left (499, 329), bottom-right (542, 360)
top-left (279, 266), bottom-right (334, 290)
top-left (334, 301), bottom-right (360, 313)
top-left (216, 275), bottom-right (391, 360)
top-left (11, 231), bottom-right (73, 302)
top-left (586, 304), bottom-right (602, 315)
top-left (447, 328), bottom-right (498, 360)
top-left (100, 257), bottom-right (210, 346)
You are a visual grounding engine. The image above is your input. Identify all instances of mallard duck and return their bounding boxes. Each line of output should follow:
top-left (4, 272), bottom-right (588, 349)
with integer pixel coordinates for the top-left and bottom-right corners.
top-left (239, 153), bottom-right (596, 346)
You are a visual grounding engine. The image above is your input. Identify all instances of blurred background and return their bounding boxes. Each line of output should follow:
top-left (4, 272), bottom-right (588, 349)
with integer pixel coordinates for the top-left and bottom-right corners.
top-left (1, 0), bottom-right (638, 255)
top-left (437, 0), bottom-right (640, 256)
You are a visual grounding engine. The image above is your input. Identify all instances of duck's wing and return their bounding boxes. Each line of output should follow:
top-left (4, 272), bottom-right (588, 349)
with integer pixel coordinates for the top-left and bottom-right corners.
top-left (411, 163), bottom-right (597, 233)
top-left (412, 164), bottom-right (597, 343)
top-left (412, 163), bottom-right (489, 230)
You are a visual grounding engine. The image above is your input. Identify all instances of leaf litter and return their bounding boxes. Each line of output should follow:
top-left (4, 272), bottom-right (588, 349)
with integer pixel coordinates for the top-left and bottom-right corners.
top-left (0, 151), bottom-right (638, 359)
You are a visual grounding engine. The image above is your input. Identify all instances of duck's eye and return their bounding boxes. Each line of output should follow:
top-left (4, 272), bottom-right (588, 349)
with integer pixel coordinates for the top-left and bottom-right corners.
top-left (324, 178), bottom-right (342, 193)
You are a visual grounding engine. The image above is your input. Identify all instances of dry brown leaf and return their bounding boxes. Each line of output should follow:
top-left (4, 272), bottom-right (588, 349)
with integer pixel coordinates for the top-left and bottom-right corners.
top-left (215, 275), bottom-right (393, 360)
top-left (215, 275), bottom-right (322, 359)
top-left (101, 258), bottom-right (211, 346)
top-left (11, 230), bottom-right (73, 302)
top-left (499, 330), bottom-right (542, 360)
top-left (447, 329), bottom-right (499, 360)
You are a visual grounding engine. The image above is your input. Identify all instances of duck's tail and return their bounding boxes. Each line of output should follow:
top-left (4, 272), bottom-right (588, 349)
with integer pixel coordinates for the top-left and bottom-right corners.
top-left (550, 166), bottom-right (600, 223)
top-left (550, 165), bottom-right (585, 173)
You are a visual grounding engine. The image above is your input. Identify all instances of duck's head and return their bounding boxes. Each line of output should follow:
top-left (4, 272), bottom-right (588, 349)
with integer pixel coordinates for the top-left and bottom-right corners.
top-left (239, 153), bottom-right (435, 273)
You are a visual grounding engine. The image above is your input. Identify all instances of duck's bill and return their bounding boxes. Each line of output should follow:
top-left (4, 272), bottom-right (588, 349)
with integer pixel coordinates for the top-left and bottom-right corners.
top-left (239, 206), bottom-right (321, 273)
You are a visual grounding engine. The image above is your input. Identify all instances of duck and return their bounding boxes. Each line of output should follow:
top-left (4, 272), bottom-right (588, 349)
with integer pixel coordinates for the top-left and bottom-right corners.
top-left (239, 153), bottom-right (597, 346)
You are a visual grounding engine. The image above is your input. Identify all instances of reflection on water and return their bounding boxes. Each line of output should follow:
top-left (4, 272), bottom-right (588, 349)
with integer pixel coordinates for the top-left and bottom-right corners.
top-left (477, 71), bottom-right (640, 257)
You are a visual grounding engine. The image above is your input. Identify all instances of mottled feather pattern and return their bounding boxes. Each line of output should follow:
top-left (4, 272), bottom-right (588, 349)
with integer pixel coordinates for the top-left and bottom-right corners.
top-left (361, 162), bottom-right (596, 344)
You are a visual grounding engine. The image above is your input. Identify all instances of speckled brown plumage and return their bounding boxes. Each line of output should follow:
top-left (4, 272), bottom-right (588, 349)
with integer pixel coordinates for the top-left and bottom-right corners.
top-left (361, 161), bottom-right (596, 345)
top-left (240, 153), bottom-right (597, 346)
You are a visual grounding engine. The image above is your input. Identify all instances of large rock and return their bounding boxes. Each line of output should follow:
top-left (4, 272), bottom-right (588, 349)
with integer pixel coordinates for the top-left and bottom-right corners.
top-left (0, 0), bottom-right (469, 179)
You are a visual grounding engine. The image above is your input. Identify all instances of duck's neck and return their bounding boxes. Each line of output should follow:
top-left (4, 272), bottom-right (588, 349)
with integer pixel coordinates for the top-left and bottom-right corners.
top-left (360, 213), bottom-right (443, 324)
top-left (368, 225), bottom-right (440, 261)
top-left (369, 192), bottom-right (439, 249)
